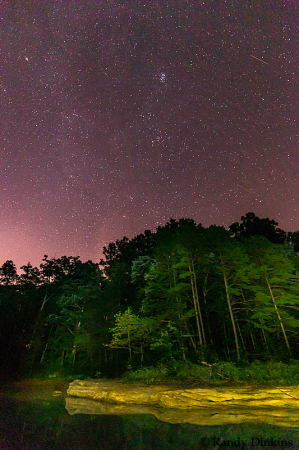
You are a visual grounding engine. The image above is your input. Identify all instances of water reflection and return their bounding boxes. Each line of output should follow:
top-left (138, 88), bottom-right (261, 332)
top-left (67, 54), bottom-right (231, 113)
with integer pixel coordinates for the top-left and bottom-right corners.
top-left (66, 396), bottom-right (299, 428)
top-left (1, 392), bottom-right (298, 450)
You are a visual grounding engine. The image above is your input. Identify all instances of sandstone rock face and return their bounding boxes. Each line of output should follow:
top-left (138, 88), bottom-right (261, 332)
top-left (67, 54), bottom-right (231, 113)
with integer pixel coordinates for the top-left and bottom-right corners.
top-left (67, 380), bottom-right (299, 427)
top-left (65, 396), bottom-right (299, 427)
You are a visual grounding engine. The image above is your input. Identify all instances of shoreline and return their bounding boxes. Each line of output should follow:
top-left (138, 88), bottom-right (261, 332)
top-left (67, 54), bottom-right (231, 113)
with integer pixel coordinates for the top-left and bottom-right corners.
top-left (1, 377), bottom-right (298, 427)
top-left (1, 375), bottom-right (298, 392)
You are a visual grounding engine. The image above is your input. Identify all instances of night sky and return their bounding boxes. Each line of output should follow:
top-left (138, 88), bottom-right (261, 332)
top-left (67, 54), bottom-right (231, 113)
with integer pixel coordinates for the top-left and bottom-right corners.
top-left (2, 1), bottom-right (298, 271)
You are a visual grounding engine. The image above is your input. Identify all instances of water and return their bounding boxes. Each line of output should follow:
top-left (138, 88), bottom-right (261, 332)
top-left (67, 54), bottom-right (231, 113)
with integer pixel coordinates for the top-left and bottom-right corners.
top-left (1, 389), bottom-right (298, 449)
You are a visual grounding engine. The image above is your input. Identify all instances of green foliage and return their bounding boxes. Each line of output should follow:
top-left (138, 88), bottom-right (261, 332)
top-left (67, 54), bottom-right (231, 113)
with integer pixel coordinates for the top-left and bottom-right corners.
top-left (1, 213), bottom-right (299, 381)
top-left (131, 256), bottom-right (154, 299)
top-left (124, 360), bottom-right (299, 386)
top-left (107, 308), bottom-right (157, 363)
top-left (248, 360), bottom-right (299, 384)
top-left (124, 365), bottom-right (169, 384)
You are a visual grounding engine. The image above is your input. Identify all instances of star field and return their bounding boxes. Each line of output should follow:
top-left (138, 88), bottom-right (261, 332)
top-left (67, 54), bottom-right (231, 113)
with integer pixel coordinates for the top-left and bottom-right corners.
top-left (1, 1), bottom-right (298, 270)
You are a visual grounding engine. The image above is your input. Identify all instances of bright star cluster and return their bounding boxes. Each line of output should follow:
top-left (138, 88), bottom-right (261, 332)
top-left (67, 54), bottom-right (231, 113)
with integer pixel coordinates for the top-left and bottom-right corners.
top-left (1, 1), bottom-right (298, 270)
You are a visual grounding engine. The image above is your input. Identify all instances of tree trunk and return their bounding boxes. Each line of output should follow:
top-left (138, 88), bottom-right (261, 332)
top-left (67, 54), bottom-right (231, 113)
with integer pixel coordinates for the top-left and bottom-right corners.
top-left (191, 259), bottom-right (206, 345)
top-left (222, 320), bottom-right (230, 358)
top-left (265, 276), bottom-right (291, 353)
top-left (220, 255), bottom-right (241, 361)
top-left (40, 326), bottom-right (53, 362)
top-left (72, 320), bottom-right (81, 365)
top-left (188, 260), bottom-right (203, 345)
top-left (260, 322), bottom-right (270, 354)
top-left (249, 332), bottom-right (256, 352)
top-left (128, 331), bottom-right (132, 362)
top-left (202, 273), bottom-right (213, 346)
top-left (236, 320), bottom-right (245, 351)
top-left (171, 262), bottom-right (188, 359)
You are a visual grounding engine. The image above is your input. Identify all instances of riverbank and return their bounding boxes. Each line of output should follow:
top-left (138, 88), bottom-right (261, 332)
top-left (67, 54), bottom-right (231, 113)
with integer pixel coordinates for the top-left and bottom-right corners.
top-left (121, 360), bottom-right (299, 386)
top-left (2, 375), bottom-right (299, 401)
top-left (1, 382), bottom-right (298, 450)
top-left (1, 377), bottom-right (298, 428)
top-left (0, 378), bottom-right (69, 402)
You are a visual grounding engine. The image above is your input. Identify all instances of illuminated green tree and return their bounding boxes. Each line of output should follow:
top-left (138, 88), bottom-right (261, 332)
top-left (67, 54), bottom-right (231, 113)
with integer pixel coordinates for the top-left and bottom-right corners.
top-left (107, 308), bottom-right (156, 363)
top-left (246, 237), bottom-right (299, 355)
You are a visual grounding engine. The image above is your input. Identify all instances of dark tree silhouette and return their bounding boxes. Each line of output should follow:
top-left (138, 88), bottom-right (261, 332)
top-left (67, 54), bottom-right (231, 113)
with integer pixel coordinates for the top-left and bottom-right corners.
top-left (229, 212), bottom-right (286, 244)
top-left (0, 260), bottom-right (18, 285)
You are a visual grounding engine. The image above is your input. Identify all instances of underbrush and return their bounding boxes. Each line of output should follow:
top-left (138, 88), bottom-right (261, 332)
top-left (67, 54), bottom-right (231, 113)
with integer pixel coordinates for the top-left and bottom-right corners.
top-left (123, 360), bottom-right (299, 386)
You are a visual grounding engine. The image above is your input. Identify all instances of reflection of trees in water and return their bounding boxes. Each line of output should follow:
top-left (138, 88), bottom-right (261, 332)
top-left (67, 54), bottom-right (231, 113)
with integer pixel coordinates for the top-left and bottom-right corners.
top-left (1, 391), bottom-right (298, 450)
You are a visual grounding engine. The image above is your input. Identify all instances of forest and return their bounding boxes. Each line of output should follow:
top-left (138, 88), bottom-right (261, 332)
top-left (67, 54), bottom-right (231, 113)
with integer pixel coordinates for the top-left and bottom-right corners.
top-left (1, 212), bottom-right (299, 383)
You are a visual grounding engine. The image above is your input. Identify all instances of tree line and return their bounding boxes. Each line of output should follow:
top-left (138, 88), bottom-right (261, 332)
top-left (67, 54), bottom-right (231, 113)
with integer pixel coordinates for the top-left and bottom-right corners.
top-left (1, 212), bottom-right (298, 379)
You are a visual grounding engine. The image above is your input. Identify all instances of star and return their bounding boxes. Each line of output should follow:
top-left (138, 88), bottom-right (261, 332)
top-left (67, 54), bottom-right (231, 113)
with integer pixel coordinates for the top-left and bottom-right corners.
top-left (1, 1), bottom-right (297, 271)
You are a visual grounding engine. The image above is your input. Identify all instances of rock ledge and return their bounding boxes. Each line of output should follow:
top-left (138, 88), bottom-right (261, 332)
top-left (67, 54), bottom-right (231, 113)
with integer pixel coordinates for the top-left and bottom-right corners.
top-left (67, 380), bottom-right (299, 409)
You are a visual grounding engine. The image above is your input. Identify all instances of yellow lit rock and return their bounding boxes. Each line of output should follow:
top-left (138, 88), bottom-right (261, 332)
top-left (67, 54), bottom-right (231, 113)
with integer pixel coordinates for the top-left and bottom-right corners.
top-left (52, 390), bottom-right (62, 396)
top-left (66, 380), bottom-right (299, 427)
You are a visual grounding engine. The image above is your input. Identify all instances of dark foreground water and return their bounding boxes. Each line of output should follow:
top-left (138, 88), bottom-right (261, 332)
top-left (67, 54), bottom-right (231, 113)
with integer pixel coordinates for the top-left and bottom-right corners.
top-left (0, 391), bottom-right (299, 450)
